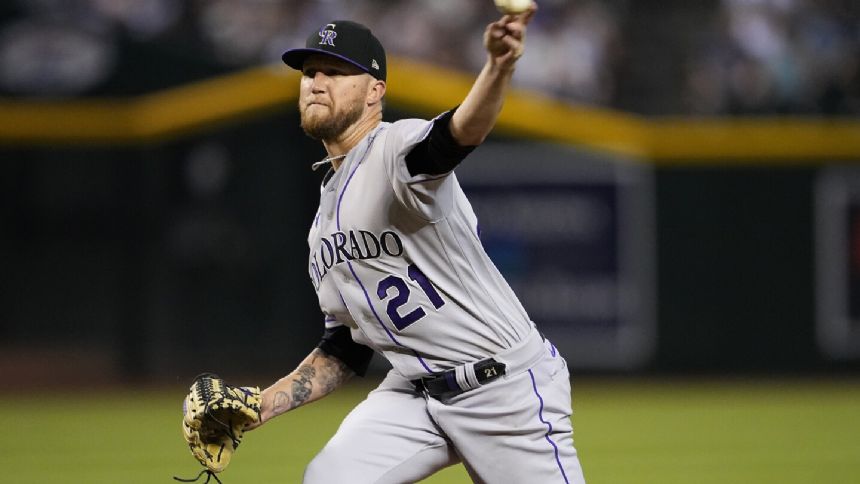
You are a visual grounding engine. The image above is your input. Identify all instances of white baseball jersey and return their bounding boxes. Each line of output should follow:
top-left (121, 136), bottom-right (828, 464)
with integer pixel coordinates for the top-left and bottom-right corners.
top-left (308, 117), bottom-right (536, 379)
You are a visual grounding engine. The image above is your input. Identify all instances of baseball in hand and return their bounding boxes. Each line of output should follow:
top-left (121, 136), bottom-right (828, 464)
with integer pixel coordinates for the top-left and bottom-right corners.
top-left (494, 0), bottom-right (534, 15)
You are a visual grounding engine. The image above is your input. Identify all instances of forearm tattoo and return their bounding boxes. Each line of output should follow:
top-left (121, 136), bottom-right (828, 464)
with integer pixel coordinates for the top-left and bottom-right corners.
top-left (270, 349), bottom-right (354, 417)
top-left (291, 365), bottom-right (315, 405)
top-left (317, 349), bottom-right (353, 395)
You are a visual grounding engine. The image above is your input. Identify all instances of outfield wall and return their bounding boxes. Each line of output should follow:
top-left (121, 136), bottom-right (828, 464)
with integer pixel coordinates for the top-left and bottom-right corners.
top-left (1, 60), bottom-right (859, 380)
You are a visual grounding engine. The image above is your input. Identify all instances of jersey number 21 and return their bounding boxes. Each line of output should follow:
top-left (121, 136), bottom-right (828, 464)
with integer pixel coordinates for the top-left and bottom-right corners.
top-left (376, 264), bottom-right (445, 330)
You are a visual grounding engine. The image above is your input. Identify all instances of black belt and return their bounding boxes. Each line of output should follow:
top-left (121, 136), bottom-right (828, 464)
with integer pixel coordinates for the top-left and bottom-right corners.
top-left (412, 358), bottom-right (507, 398)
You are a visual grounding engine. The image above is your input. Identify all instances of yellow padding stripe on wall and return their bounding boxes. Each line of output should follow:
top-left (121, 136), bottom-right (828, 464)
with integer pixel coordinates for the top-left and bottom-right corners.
top-left (387, 58), bottom-right (646, 158)
top-left (646, 118), bottom-right (860, 163)
top-left (1, 56), bottom-right (859, 162)
top-left (0, 65), bottom-right (299, 144)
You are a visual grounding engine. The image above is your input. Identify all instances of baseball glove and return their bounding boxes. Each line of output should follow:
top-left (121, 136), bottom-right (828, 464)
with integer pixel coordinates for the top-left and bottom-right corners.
top-left (177, 373), bottom-right (261, 481)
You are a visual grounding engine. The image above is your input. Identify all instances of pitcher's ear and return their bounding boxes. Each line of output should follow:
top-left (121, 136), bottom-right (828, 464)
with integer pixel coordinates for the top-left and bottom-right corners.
top-left (367, 79), bottom-right (386, 105)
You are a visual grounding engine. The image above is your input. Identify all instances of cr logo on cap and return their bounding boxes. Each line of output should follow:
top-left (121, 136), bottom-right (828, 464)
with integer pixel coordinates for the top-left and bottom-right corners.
top-left (319, 24), bottom-right (337, 47)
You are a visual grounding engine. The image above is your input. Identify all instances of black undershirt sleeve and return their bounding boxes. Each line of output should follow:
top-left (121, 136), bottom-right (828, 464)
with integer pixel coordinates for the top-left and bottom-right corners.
top-left (405, 107), bottom-right (478, 177)
top-left (317, 325), bottom-right (374, 377)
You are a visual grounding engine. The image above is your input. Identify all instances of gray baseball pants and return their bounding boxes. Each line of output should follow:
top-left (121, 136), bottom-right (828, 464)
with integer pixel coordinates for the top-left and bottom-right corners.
top-left (303, 334), bottom-right (586, 484)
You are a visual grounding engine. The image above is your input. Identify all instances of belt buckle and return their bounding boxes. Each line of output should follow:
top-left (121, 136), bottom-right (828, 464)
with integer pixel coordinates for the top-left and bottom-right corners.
top-left (414, 377), bottom-right (430, 398)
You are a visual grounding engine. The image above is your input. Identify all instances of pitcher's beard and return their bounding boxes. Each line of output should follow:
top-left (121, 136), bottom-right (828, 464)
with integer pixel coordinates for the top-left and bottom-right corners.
top-left (300, 100), bottom-right (364, 141)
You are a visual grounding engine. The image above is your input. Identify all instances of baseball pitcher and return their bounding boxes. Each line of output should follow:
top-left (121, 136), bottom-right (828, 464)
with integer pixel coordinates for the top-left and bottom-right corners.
top-left (188, 3), bottom-right (587, 483)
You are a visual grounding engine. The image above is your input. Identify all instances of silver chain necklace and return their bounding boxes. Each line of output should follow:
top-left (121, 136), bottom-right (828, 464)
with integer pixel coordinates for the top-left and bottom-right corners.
top-left (311, 154), bottom-right (347, 171)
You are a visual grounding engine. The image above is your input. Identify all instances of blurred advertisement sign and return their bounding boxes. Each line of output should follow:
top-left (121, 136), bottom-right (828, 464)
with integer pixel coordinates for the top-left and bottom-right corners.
top-left (816, 167), bottom-right (860, 359)
top-left (457, 141), bottom-right (655, 369)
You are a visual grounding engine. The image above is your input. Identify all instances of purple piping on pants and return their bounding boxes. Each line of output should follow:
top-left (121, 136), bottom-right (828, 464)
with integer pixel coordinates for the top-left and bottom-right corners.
top-left (335, 131), bottom-right (432, 374)
top-left (528, 369), bottom-right (570, 484)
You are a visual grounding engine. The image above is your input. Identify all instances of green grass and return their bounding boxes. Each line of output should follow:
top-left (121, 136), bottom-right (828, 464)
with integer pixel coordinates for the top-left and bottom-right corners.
top-left (1, 377), bottom-right (858, 483)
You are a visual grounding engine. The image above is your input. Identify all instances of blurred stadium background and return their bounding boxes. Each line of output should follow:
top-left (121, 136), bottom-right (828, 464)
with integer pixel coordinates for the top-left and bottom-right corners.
top-left (1, 0), bottom-right (859, 483)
